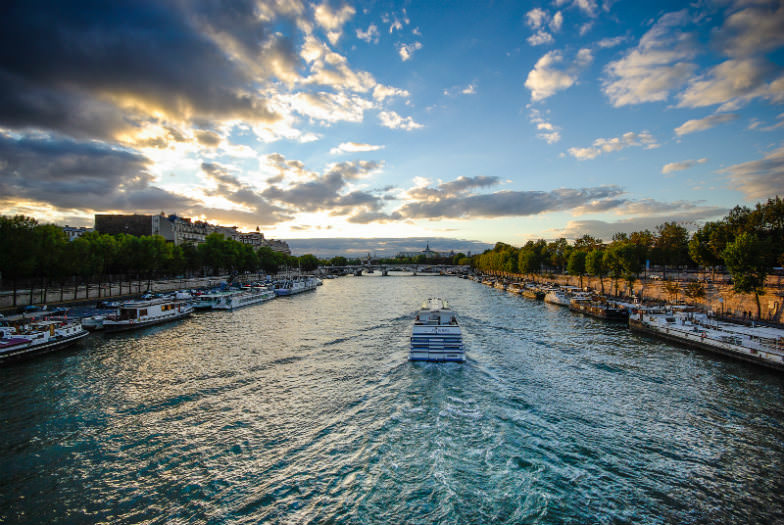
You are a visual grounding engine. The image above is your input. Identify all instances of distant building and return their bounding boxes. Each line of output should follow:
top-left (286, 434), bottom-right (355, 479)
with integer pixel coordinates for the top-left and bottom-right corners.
top-left (397, 242), bottom-right (443, 259)
top-left (62, 225), bottom-right (92, 241)
top-left (94, 213), bottom-right (290, 254)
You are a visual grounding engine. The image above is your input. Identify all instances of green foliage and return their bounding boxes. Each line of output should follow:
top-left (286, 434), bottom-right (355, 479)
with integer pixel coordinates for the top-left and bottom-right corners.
top-left (298, 254), bottom-right (319, 271)
top-left (722, 233), bottom-right (771, 300)
top-left (684, 282), bottom-right (705, 300)
top-left (566, 250), bottom-right (586, 277)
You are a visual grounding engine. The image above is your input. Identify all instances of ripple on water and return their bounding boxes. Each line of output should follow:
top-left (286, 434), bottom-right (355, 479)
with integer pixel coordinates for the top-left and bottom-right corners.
top-left (1, 276), bottom-right (784, 525)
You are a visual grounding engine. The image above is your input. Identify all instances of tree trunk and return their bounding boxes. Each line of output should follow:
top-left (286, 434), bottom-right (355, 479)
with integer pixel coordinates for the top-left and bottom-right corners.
top-left (12, 279), bottom-right (17, 306)
top-left (755, 293), bottom-right (761, 320)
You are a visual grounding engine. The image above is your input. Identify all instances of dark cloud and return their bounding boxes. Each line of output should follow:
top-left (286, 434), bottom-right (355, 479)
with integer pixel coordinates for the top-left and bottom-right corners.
top-left (0, 133), bottom-right (195, 211)
top-left (554, 207), bottom-right (728, 240)
top-left (286, 237), bottom-right (493, 258)
top-left (199, 161), bottom-right (290, 223)
top-left (396, 186), bottom-right (626, 220)
top-left (0, 0), bottom-right (293, 139)
top-left (263, 160), bottom-right (384, 215)
top-left (195, 130), bottom-right (222, 147)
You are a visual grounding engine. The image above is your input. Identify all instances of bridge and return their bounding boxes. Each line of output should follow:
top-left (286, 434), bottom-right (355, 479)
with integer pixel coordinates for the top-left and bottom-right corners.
top-left (315, 264), bottom-right (471, 277)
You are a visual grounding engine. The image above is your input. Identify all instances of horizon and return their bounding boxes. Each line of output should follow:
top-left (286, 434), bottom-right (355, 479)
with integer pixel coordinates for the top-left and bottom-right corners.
top-left (1, 1), bottom-right (783, 245)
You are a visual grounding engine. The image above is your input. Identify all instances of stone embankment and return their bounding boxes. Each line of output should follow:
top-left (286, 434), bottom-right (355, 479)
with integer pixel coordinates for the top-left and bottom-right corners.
top-left (491, 272), bottom-right (784, 324)
top-left (0, 273), bottom-right (269, 312)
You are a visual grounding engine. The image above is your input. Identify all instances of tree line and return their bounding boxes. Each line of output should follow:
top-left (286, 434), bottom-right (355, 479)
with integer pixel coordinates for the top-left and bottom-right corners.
top-left (472, 197), bottom-right (783, 318)
top-left (0, 216), bottom-right (322, 305)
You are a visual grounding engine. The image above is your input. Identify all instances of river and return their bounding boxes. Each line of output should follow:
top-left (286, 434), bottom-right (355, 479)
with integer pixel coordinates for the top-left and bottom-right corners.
top-left (1, 274), bottom-right (783, 524)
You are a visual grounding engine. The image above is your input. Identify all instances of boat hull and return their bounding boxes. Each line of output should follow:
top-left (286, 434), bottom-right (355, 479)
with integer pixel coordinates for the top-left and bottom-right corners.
top-left (630, 318), bottom-right (784, 371)
top-left (0, 330), bottom-right (89, 364)
top-left (103, 310), bottom-right (192, 332)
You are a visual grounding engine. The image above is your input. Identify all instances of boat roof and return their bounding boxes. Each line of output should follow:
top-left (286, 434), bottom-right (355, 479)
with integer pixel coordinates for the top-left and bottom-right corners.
top-left (419, 297), bottom-right (452, 311)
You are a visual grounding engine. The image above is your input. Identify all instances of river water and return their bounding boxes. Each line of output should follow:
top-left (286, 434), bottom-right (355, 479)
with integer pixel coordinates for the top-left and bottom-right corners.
top-left (1, 275), bottom-right (783, 524)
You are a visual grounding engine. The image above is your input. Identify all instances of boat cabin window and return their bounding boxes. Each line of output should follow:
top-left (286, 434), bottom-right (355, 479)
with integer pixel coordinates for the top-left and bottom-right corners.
top-left (119, 309), bottom-right (137, 320)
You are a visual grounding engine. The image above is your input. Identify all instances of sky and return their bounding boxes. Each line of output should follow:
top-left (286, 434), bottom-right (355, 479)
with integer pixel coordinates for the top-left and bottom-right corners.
top-left (1, 0), bottom-right (783, 251)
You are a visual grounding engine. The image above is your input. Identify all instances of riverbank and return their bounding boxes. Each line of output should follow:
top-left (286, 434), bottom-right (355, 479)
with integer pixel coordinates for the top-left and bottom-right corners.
top-left (484, 271), bottom-right (784, 324)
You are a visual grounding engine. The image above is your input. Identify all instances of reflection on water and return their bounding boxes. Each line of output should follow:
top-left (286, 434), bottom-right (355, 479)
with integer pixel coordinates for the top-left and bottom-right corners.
top-left (2, 276), bottom-right (783, 524)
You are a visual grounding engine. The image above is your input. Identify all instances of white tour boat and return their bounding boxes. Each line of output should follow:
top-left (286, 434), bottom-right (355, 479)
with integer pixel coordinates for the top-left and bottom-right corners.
top-left (274, 276), bottom-right (319, 296)
top-left (0, 318), bottom-right (89, 363)
top-left (212, 286), bottom-right (275, 310)
top-left (410, 297), bottom-right (465, 362)
top-left (102, 296), bottom-right (193, 332)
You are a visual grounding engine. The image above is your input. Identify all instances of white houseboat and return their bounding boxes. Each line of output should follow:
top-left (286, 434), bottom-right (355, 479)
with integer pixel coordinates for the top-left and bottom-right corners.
top-left (0, 318), bottom-right (89, 363)
top-left (630, 309), bottom-right (784, 371)
top-left (212, 286), bottom-right (275, 310)
top-left (102, 297), bottom-right (193, 332)
top-left (410, 298), bottom-right (465, 362)
top-left (274, 276), bottom-right (319, 296)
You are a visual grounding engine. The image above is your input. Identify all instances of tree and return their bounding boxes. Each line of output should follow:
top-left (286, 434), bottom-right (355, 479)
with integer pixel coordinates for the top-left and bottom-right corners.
top-left (688, 223), bottom-right (723, 277)
top-left (683, 282), bottom-right (705, 301)
top-left (298, 254), bottom-right (319, 271)
top-left (0, 216), bottom-right (39, 305)
top-left (329, 256), bottom-right (347, 267)
top-left (567, 250), bottom-right (587, 288)
top-left (652, 222), bottom-right (690, 278)
top-left (722, 233), bottom-right (771, 319)
top-left (585, 249), bottom-right (606, 293)
top-left (664, 281), bottom-right (681, 303)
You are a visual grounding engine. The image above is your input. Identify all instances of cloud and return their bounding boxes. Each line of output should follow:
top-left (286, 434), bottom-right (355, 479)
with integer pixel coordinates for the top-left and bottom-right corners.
top-left (713, 1), bottom-right (784, 58)
top-left (262, 160), bottom-right (385, 217)
top-left (551, 11), bottom-right (564, 32)
top-left (662, 158), bottom-right (707, 175)
top-left (674, 113), bottom-right (739, 135)
top-left (596, 36), bottom-right (626, 48)
top-left (677, 58), bottom-right (784, 111)
top-left (528, 31), bottom-right (555, 46)
top-left (573, 0), bottom-right (598, 17)
top-left (0, 132), bottom-right (195, 212)
top-left (314, 2), bottom-right (356, 45)
top-left (288, 91), bottom-right (374, 123)
top-left (603, 10), bottom-right (697, 106)
top-left (378, 110), bottom-right (423, 130)
top-left (721, 145), bottom-right (784, 200)
top-left (525, 50), bottom-right (592, 101)
top-left (529, 109), bottom-right (561, 144)
top-left (194, 130), bottom-right (222, 147)
top-left (330, 142), bottom-right (385, 154)
top-left (526, 8), bottom-right (548, 29)
top-left (356, 23), bottom-right (380, 44)
top-left (397, 41), bottom-right (423, 61)
top-left (372, 85), bottom-right (410, 101)
top-left (568, 131), bottom-right (658, 160)
top-left (553, 201), bottom-right (728, 239)
top-left (394, 181), bottom-right (625, 220)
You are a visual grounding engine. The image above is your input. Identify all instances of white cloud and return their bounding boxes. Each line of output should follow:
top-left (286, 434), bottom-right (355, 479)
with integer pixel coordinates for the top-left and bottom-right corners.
top-left (528, 30), bottom-right (555, 46)
top-left (597, 36), bottom-right (626, 48)
top-left (662, 158), bottom-right (707, 174)
top-left (397, 41), bottom-right (423, 61)
top-left (603, 10), bottom-right (697, 106)
top-left (550, 11), bottom-right (564, 32)
top-left (568, 131), bottom-right (658, 160)
top-left (526, 8), bottom-right (548, 29)
top-left (674, 113), bottom-right (739, 135)
top-left (574, 0), bottom-right (598, 17)
top-left (714, 2), bottom-right (784, 58)
top-left (330, 142), bottom-right (385, 155)
top-left (721, 145), bottom-right (784, 200)
top-left (525, 49), bottom-right (593, 101)
top-left (530, 109), bottom-right (561, 144)
top-left (378, 110), bottom-right (423, 131)
top-left (462, 84), bottom-right (477, 95)
top-left (677, 58), bottom-right (784, 111)
top-left (314, 2), bottom-right (356, 45)
top-left (372, 84), bottom-right (409, 101)
top-left (356, 24), bottom-right (380, 44)
top-left (287, 91), bottom-right (374, 123)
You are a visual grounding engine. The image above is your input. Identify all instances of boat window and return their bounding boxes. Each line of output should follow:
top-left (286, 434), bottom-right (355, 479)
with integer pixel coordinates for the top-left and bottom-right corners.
top-left (139, 309), bottom-right (148, 317)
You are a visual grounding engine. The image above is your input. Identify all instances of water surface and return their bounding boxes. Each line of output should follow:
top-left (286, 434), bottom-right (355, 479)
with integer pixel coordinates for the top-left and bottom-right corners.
top-left (2, 275), bottom-right (783, 524)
